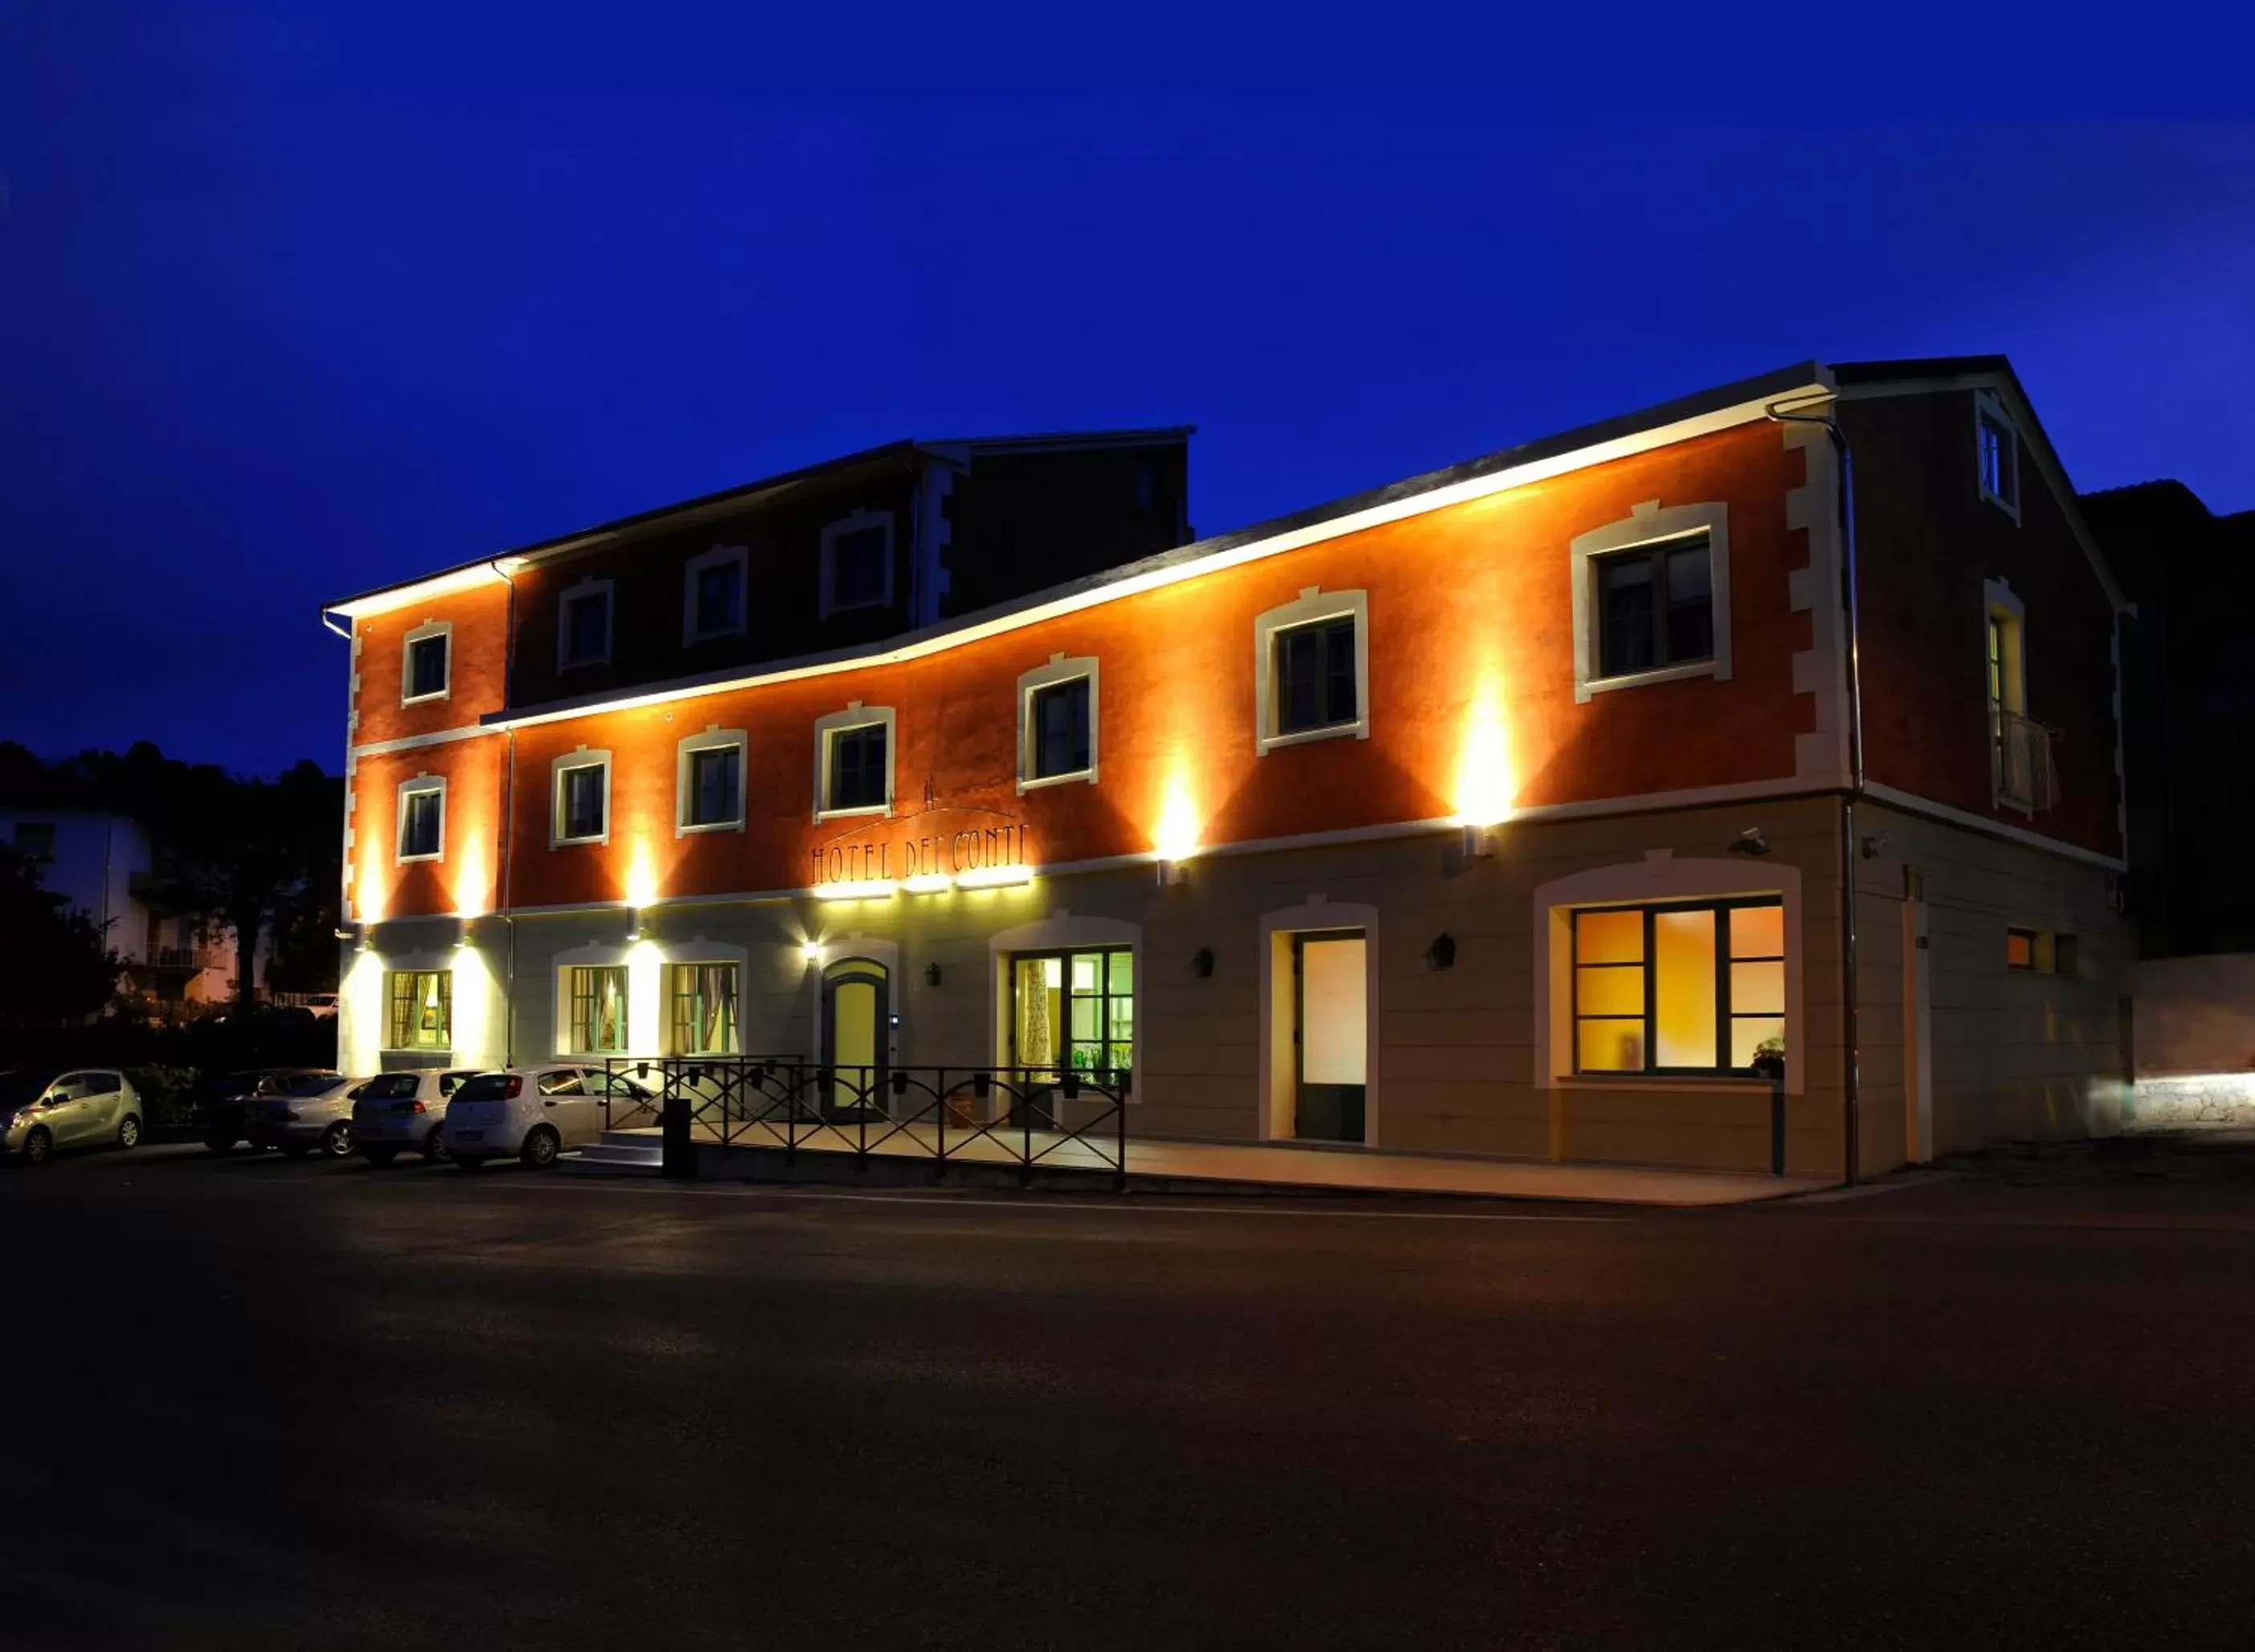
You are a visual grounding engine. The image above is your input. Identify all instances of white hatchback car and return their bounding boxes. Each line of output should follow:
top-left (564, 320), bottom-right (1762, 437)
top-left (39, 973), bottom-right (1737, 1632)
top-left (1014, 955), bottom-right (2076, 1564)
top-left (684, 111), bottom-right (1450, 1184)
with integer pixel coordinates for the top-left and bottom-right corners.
top-left (441, 1065), bottom-right (656, 1171)
top-left (353, 1069), bottom-right (481, 1164)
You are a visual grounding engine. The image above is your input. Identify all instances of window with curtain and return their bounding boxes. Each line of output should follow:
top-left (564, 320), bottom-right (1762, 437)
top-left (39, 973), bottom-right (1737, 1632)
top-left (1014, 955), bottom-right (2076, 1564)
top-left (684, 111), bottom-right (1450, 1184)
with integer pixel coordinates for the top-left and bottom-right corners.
top-left (385, 970), bottom-right (453, 1051)
top-left (568, 966), bottom-right (630, 1053)
top-left (1571, 900), bottom-right (1784, 1075)
top-left (669, 963), bottom-right (740, 1054)
top-left (1010, 948), bottom-right (1132, 1077)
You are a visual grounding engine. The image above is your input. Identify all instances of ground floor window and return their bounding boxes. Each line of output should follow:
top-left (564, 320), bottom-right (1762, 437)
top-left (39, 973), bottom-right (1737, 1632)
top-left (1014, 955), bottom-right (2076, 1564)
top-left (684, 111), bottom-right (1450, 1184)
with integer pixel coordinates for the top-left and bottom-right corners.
top-left (1572, 899), bottom-right (1785, 1075)
top-left (567, 965), bottom-right (629, 1054)
top-left (385, 970), bottom-right (452, 1051)
top-left (670, 963), bottom-right (739, 1054)
top-left (1010, 948), bottom-right (1132, 1078)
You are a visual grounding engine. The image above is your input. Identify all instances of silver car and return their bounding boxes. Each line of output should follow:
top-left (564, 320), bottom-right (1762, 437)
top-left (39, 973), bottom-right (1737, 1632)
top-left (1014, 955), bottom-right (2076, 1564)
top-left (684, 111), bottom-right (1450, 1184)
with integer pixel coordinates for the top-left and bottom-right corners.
top-left (246, 1072), bottom-right (361, 1159)
top-left (442, 1065), bottom-right (656, 1170)
top-left (353, 1069), bottom-right (481, 1164)
top-left (1, 1067), bottom-right (144, 1166)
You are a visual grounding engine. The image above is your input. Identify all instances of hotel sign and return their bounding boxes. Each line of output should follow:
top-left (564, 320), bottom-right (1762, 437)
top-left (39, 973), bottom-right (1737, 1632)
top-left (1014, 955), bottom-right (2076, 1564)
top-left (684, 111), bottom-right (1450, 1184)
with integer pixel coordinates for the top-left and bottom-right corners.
top-left (811, 810), bottom-right (1034, 888)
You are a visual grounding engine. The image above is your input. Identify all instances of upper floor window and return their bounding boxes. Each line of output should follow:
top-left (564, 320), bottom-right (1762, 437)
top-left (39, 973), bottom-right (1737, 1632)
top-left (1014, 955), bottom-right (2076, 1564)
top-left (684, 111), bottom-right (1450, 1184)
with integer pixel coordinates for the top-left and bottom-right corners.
top-left (558, 578), bottom-right (613, 671)
top-left (1984, 578), bottom-right (2053, 813)
top-left (551, 747), bottom-right (612, 846)
top-left (1017, 654), bottom-right (1099, 789)
top-left (684, 544), bottom-right (748, 643)
top-left (1596, 533), bottom-right (1713, 680)
top-left (676, 727), bottom-right (748, 835)
top-left (1572, 899), bottom-right (1786, 1077)
top-left (402, 620), bottom-right (452, 704)
top-left (1976, 390), bottom-right (2021, 521)
top-left (1254, 587), bottom-right (1370, 753)
top-left (396, 774), bottom-right (446, 863)
top-left (819, 511), bottom-right (894, 618)
top-left (1569, 501), bottom-right (1732, 703)
top-left (812, 704), bottom-right (894, 819)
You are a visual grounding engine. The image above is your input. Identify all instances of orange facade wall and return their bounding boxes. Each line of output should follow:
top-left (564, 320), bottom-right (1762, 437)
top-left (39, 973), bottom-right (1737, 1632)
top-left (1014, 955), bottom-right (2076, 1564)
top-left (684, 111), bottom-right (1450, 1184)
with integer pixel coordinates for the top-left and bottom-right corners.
top-left (352, 735), bottom-right (508, 923)
top-left (351, 579), bottom-right (511, 749)
top-left (352, 418), bottom-right (1814, 919)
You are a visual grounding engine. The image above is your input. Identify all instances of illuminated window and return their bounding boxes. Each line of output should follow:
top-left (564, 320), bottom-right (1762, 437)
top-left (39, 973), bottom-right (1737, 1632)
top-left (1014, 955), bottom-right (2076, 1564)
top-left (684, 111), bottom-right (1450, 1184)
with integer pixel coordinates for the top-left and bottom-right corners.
top-left (1010, 948), bottom-right (1134, 1078)
top-left (1985, 580), bottom-right (2035, 810)
top-left (1977, 390), bottom-right (2020, 520)
top-left (567, 965), bottom-right (629, 1054)
top-left (670, 964), bottom-right (740, 1055)
top-left (819, 511), bottom-right (894, 617)
top-left (1595, 532), bottom-right (1714, 680)
top-left (385, 969), bottom-right (452, 1051)
top-left (396, 775), bottom-right (445, 863)
top-left (402, 621), bottom-right (451, 703)
top-left (2005, 927), bottom-right (2074, 975)
top-left (1571, 899), bottom-right (1786, 1076)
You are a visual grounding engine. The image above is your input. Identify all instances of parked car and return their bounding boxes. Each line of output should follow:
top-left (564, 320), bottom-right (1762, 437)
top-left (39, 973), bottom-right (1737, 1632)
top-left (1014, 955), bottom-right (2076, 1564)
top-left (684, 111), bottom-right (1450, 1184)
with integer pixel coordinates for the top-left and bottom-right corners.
top-left (442, 1065), bottom-right (656, 1170)
top-left (353, 1069), bottom-right (482, 1164)
top-left (245, 1072), bottom-right (361, 1159)
top-left (302, 993), bottom-right (339, 1021)
top-left (197, 1068), bottom-right (339, 1153)
top-left (0, 1067), bottom-right (143, 1166)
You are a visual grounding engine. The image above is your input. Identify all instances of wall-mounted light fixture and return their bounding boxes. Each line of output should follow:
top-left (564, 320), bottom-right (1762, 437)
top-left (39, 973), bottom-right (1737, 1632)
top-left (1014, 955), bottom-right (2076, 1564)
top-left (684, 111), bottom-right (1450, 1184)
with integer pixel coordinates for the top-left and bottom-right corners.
top-left (1729, 827), bottom-right (1769, 857)
top-left (1190, 946), bottom-right (1215, 978)
top-left (799, 940), bottom-right (822, 964)
top-left (1156, 858), bottom-right (1192, 887)
top-left (1461, 822), bottom-right (1496, 860)
top-left (1859, 833), bottom-right (1893, 860)
top-left (924, 961), bottom-right (942, 987)
top-left (1425, 933), bottom-right (1457, 971)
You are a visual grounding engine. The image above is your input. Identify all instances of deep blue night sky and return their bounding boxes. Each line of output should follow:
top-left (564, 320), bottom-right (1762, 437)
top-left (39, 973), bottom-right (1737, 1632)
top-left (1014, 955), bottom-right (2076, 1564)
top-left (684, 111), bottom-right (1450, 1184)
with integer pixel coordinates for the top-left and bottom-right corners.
top-left (3, 4), bottom-right (2249, 776)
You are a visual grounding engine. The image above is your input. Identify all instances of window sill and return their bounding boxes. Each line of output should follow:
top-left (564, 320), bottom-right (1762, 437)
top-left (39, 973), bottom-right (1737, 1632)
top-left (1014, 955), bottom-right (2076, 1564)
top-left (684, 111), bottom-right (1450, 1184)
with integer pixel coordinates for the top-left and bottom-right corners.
top-left (686, 626), bottom-right (746, 645)
top-left (395, 851), bottom-right (445, 866)
top-left (400, 690), bottom-right (451, 708)
top-left (1018, 768), bottom-right (1095, 794)
top-left (1979, 488), bottom-right (2021, 525)
top-left (818, 599), bottom-right (890, 620)
top-left (551, 833), bottom-right (609, 850)
top-left (1258, 720), bottom-right (1367, 756)
top-left (1555, 1075), bottom-right (1780, 1094)
top-left (814, 803), bottom-right (890, 824)
top-left (558, 656), bottom-right (611, 673)
top-left (676, 818), bottom-right (746, 838)
top-left (1580, 658), bottom-right (1717, 700)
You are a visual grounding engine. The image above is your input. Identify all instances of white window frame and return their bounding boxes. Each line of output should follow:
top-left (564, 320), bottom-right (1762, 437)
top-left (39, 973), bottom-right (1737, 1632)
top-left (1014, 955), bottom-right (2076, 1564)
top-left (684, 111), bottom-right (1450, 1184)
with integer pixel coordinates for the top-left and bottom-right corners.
top-left (819, 509), bottom-right (896, 619)
top-left (1570, 500), bottom-right (1733, 704)
top-left (1985, 578), bottom-right (2030, 815)
top-left (1253, 587), bottom-right (1371, 755)
top-left (551, 745), bottom-right (613, 848)
top-left (394, 773), bottom-right (447, 865)
top-left (1016, 653), bottom-right (1099, 792)
top-left (682, 543), bottom-right (750, 645)
top-left (676, 725), bottom-right (749, 837)
top-left (1976, 389), bottom-right (2021, 524)
top-left (400, 619), bottom-right (453, 706)
top-left (556, 576), bottom-right (615, 672)
top-left (811, 703), bottom-right (896, 822)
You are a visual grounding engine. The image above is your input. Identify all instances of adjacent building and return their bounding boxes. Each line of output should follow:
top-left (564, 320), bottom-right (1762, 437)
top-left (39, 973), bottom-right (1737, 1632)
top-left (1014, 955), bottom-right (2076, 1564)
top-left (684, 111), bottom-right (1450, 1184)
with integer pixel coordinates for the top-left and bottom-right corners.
top-left (330, 363), bottom-right (2131, 1179)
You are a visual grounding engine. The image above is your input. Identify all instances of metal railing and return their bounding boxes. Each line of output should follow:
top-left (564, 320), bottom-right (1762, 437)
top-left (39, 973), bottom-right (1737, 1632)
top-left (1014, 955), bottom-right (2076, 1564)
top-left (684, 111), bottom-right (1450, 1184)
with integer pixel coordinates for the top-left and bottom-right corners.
top-left (603, 1057), bottom-right (1134, 1189)
top-left (1993, 710), bottom-right (2061, 813)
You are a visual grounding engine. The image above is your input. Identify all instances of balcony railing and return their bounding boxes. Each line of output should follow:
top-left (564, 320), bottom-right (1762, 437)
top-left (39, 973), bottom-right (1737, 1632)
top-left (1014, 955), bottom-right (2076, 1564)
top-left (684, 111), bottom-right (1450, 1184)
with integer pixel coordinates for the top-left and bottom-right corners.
top-left (150, 944), bottom-right (217, 970)
top-left (1994, 710), bottom-right (2061, 814)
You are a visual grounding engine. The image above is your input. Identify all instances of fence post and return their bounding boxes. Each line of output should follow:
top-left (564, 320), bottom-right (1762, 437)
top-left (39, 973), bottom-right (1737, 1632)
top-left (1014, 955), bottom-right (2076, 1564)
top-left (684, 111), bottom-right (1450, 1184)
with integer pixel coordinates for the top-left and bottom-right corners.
top-left (1115, 1072), bottom-right (1129, 1194)
top-left (662, 1078), bottom-right (696, 1182)
top-left (1769, 1074), bottom-right (1786, 1178)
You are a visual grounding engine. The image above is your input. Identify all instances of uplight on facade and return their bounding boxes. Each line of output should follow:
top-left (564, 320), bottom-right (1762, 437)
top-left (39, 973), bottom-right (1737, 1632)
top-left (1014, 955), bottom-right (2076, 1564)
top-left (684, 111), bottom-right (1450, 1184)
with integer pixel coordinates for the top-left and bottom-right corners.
top-left (819, 879), bottom-right (900, 902)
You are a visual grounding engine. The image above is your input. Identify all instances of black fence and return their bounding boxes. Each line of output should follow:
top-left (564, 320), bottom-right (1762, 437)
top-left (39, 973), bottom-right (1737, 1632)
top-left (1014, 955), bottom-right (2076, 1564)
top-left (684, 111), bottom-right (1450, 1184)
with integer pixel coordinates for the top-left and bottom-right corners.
top-left (601, 1057), bottom-right (1133, 1189)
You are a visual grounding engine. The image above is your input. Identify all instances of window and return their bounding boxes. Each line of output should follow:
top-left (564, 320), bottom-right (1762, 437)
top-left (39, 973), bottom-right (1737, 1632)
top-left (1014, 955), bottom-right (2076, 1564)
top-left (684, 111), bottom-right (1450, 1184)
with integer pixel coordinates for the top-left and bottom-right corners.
top-left (670, 963), bottom-right (740, 1054)
top-left (1984, 579), bottom-right (2041, 810)
top-left (1977, 390), bottom-right (2020, 520)
top-left (396, 776), bottom-right (445, 863)
top-left (1595, 533), bottom-right (1714, 680)
top-left (538, 1068), bottom-right (586, 1096)
top-left (684, 545), bottom-right (748, 643)
top-left (1017, 656), bottom-right (1099, 790)
top-left (2006, 928), bottom-right (2075, 975)
top-left (812, 705), bottom-right (895, 819)
top-left (1253, 588), bottom-right (1370, 753)
top-left (1571, 900), bottom-right (1786, 1076)
top-left (567, 966), bottom-right (629, 1053)
top-left (1010, 948), bottom-right (1134, 1077)
top-left (402, 622), bottom-right (451, 703)
top-left (676, 729), bottom-right (747, 834)
top-left (819, 511), bottom-right (894, 617)
top-left (558, 578), bottom-right (613, 670)
top-left (385, 970), bottom-right (453, 1051)
top-left (551, 748), bottom-right (612, 846)
top-left (12, 822), bottom-right (53, 861)
top-left (2006, 927), bottom-right (2038, 972)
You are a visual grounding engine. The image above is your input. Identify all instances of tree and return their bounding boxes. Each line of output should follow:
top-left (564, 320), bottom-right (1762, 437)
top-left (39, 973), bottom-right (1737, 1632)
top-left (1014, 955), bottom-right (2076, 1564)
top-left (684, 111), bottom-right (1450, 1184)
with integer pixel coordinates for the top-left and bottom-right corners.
top-left (0, 843), bottom-right (120, 1031)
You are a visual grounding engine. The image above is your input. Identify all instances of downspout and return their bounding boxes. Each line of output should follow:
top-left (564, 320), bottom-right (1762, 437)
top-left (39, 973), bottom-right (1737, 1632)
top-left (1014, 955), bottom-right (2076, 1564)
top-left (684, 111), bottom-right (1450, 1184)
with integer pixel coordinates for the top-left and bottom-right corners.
top-left (1768, 396), bottom-right (1867, 1187)
top-left (490, 559), bottom-right (520, 1066)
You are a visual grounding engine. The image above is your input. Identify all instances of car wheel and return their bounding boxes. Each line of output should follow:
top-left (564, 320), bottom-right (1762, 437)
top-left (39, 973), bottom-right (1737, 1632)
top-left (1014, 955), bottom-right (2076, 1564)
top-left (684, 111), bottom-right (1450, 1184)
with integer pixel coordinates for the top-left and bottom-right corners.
top-left (519, 1126), bottom-right (561, 1170)
top-left (318, 1122), bottom-right (352, 1159)
top-left (424, 1125), bottom-right (451, 1163)
top-left (20, 1128), bottom-right (52, 1167)
top-left (455, 1155), bottom-right (487, 1172)
top-left (116, 1114), bottom-right (142, 1151)
top-left (361, 1145), bottom-right (400, 1167)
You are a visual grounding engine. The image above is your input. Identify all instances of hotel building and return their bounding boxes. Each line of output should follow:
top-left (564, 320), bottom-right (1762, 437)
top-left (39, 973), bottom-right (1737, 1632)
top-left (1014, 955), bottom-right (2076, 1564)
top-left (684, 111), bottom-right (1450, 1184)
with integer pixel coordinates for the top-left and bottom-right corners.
top-left (329, 360), bottom-right (2131, 1179)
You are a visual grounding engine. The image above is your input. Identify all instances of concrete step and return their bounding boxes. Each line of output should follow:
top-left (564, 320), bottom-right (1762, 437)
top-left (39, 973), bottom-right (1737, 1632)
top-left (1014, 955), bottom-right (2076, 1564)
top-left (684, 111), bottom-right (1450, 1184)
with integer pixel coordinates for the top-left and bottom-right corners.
top-left (565, 1141), bottom-right (664, 1177)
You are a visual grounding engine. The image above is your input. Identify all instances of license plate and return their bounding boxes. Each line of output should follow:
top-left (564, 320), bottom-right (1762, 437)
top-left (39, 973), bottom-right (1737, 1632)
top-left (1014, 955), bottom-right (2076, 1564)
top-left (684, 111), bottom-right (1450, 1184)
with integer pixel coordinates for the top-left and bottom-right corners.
top-left (453, 1130), bottom-right (482, 1142)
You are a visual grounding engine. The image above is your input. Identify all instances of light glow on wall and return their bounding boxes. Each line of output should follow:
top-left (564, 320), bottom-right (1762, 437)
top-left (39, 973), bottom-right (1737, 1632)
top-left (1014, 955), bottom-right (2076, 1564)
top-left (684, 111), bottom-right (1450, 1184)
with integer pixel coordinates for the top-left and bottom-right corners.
top-left (453, 833), bottom-right (490, 919)
top-left (956, 864), bottom-right (1031, 890)
top-left (902, 871), bottom-right (954, 894)
top-left (820, 879), bottom-right (900, 903)
top-left (353, 859), bottom-right (386, 927)
top-left (1453, 664), bottom-right (1518, 827)
top-left (339, 944), bottom-right (387, 1074)
top-left (1155, 774), bottom-right (1201, 863)
top-left (450, 940), bottom-right (497, 1067)
top-left (624, 838), bottom-right (660, 911)
top-left (626, 938), bottom-right (664, 1054)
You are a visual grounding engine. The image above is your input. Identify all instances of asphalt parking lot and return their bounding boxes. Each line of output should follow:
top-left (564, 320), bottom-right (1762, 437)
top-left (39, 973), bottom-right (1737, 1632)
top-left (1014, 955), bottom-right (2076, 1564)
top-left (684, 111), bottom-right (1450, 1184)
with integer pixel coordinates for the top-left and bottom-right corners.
top-left (9, 1137), bottom-right (2255, 1650)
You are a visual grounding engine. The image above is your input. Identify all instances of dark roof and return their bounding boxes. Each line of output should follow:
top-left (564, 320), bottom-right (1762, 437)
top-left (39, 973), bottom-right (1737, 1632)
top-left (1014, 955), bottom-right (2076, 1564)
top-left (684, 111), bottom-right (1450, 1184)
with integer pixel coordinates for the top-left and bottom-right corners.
top-left (324, 426), bottom-right (1193, 613)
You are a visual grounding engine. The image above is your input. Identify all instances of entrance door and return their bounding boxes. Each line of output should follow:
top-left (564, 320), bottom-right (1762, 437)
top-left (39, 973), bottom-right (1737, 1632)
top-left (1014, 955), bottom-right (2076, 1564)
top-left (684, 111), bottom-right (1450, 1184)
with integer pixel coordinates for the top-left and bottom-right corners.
top-left (821, 959), bottom-right (889, 1120)
top-left (1293, 931), bottom-right (1367, 1143)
